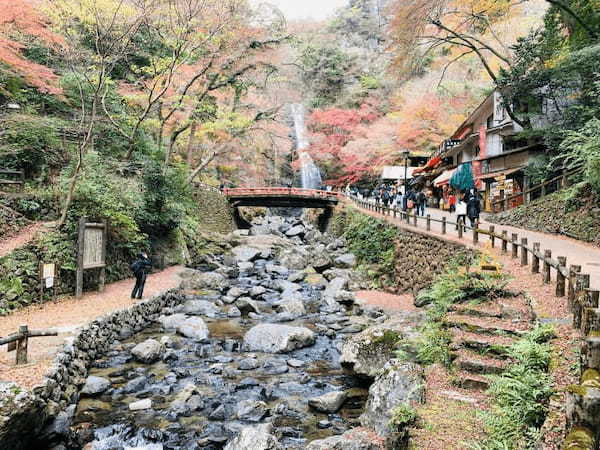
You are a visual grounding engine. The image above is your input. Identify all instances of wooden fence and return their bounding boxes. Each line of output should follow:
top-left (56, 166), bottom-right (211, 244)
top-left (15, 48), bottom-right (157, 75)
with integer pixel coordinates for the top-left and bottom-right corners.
top-left (347, 195), bottom-right (598, 448)
top-left (0, 169), bottom-right (24, 191)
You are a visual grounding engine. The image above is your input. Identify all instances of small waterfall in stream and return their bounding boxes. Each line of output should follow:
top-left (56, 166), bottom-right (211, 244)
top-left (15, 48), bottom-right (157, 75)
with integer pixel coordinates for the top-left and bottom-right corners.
top-left (290, 103), bottom-right (322, 190)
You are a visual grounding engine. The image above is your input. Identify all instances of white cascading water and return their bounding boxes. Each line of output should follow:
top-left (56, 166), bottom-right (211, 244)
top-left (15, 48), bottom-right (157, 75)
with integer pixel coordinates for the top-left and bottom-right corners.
top-left (291, 103), bottom-right (322, 190)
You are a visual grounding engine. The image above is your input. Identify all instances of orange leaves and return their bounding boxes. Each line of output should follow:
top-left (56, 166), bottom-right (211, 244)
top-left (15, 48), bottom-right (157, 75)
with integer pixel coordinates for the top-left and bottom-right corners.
top-left (0, 0), bottom-right (64, 95)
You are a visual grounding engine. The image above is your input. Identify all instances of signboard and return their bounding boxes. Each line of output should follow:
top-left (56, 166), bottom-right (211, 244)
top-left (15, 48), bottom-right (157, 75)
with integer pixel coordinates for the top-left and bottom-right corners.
top-left (83, 227), bottom-right (105, 269)
top-left (76, 218), bottom-right (108, 298)
top-left (42, 263), bottom-right (55, 279)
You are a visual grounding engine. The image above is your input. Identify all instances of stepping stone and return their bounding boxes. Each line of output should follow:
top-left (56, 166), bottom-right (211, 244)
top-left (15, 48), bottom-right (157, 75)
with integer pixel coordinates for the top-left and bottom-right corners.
top-left (453, 371), bottom-right (490, 391)
top-left (439, 390), bottom-right (479, 404)
top-left (454, 352), bottom-right (508, 375)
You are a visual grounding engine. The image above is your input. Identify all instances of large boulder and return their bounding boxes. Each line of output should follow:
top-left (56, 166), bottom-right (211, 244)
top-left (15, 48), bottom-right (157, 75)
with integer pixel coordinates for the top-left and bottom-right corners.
top-left (80, 376), bottom-right (110, 396)
top-left (285, 225), bottom-right (305, 237)
top-left (275, 299), bottom-right (306, 318)
top-left (224, 423), bottom-right (282, 450)
top-left (176, 317), bottom-right (210, 341)
top-left (334, 253), bottom-right (357, 268)
top-left (180, 270), bottom-right (227, 291)
top-left (340, 326), bottom-right (404, 379)
top-left (308, 391), bottom-right (347, 413)
top-left (157, 313), bottom-right (188, 330)
top-left (306, 428), bottom-right (384, 450)
top-left (182, 300), bottom-right (220, 318)
top-left (236, 400), bottom-right (268, 422)
top-left (278, 248), bottom-right (309, 270)
top-left (359, 361), bottom-right (424, 442)
top-left (243, 324), bottom-right (315, 353)
top-left (232, 246), bottom-right (262, 262)
top-left (131, 339), bottom-right (162, 363)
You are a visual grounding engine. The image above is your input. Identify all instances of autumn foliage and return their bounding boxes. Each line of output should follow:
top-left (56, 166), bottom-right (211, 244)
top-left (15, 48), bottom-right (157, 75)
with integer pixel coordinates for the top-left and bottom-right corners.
top-left (0, 0), bottom-right (64, 95)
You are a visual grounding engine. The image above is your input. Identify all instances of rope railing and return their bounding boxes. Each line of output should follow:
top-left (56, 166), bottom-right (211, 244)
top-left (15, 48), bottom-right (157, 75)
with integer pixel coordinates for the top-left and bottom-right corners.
top-left (346, 193), bottom-right (598, 448)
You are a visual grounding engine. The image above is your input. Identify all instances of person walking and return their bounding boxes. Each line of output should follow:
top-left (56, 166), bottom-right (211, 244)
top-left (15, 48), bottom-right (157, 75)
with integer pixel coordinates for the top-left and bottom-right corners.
top-left (416, 190), bottom-right (427, 216)
top-left (455, 198), bottom-right (467, 230)
top-left (467, 188), bottom-right (481, 228)
top-left (131, 252), bottom-right (152, 300)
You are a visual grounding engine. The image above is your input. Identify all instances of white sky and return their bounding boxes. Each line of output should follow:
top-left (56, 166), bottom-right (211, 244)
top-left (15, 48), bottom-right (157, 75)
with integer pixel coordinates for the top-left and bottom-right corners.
top-left (258, 0), bottom-right (348, 21)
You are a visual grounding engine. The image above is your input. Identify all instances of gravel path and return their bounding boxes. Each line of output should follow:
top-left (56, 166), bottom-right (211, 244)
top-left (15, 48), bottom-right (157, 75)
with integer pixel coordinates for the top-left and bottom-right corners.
top-left (0, 265), bottom-right (184, 389)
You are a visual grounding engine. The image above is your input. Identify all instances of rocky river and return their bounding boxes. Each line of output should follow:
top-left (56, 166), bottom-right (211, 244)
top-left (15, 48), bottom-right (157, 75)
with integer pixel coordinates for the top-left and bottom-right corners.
top-left (65, 214), bottom-right (426, 450)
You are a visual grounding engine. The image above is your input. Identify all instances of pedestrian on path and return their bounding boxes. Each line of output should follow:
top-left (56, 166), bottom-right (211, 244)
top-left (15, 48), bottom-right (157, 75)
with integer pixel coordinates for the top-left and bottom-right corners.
top-left (456, 199), bottom-right (467, 230)
top-left (416, 190), bottom-right (427, 216)
top-left (466, 189), bottom-right (481, 228)
top-left (131, 252), bottom-right (152, 299)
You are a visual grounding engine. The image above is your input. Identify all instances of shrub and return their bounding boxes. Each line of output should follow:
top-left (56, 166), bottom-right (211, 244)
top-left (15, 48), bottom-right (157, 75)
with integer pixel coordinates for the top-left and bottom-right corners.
top-left (388, 403), bottom-right (418, 431)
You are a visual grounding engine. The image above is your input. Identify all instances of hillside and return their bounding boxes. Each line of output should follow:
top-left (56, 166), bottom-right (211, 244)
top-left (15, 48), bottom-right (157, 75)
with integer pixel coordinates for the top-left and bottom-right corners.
top-left (488, 184), bottom-right (600, 246)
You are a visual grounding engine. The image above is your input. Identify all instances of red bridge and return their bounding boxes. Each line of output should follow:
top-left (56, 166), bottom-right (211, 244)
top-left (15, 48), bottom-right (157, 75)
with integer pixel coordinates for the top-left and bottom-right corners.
top-left (222, 187), bottom-right (341, 230)
top-left (223, 187), bottom-right (341, 208)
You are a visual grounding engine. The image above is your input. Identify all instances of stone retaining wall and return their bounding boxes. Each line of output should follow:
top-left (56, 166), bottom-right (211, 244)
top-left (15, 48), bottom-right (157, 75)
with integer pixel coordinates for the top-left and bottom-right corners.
top-left (0, 289), bottom-right (186, 450)
top-left (393, 227), bottom-right (474, 294)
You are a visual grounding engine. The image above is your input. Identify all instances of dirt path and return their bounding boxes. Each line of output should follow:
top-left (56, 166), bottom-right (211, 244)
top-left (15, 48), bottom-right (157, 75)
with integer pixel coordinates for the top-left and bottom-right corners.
top-left (0, 265), bottom-right (184, 390)
top-left (0, 221), bottom-right (49, 258)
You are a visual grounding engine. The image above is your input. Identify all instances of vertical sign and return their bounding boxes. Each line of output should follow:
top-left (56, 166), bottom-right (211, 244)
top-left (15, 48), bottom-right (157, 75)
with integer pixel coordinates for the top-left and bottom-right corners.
top-left (76, 218), bottom-right (107, 298)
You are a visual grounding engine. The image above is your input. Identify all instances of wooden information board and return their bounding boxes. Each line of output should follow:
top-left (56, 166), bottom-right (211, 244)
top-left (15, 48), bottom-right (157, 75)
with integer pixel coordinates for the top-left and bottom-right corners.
top-left (76, 218), bottom-right (107, 298)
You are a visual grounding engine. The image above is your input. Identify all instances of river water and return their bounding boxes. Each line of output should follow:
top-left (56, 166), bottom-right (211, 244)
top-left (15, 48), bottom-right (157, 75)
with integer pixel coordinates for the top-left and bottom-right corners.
top-left (69, 215), bottom-right (380, 450)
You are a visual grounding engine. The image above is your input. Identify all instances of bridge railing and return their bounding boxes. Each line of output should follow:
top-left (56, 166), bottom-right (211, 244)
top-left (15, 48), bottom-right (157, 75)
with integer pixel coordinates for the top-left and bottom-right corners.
top-left (223, 187), bottom-right (342, 200)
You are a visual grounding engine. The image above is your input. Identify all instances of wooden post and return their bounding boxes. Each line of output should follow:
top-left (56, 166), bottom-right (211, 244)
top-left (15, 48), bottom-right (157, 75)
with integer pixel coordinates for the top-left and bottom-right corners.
top-left (413, 213), bottom-right (417, 226)
top-left (98, 219), bottom-right (107, 292)
top-left (406, 211), bottom-right (410, 224)
top-left (556, 256), bottom-right (567, 297)
top-left (76, 217), bottom-right (86, 298)
top-left (581, 336), bottom-right (600, 371)
top-left (511, 234), bottom-right (518, 259)
top-left (473, 220), bottom-right (479, 245)
top-left (569, 265), bottom-right (583, 311)
top-left (532, 243), bottom-right (541, 273)
top-left (520, 238), bottom-right (528, 265)
top-left (442, 217), bottom-right (446, 235)
top-left (458, 221), bottom-right (463, 239)
top-left (489, 226), bottom-right (495, 248)
top-left (393, 208), bottom-right (397, 218)
top-left (582, 307), bottom-right (600, 337)
top-left (574, 273), bottom-right (591, 329)
top-left (591, 290), bottom-right (600, 308)
top-left (543, 250), bottom-right (552, 283)
top-left (501, 231), bottom-right (508, 254)
top-left (426, 214), bottom-right (431, 231)
top-left (16, 325), bottom-right (28, 365)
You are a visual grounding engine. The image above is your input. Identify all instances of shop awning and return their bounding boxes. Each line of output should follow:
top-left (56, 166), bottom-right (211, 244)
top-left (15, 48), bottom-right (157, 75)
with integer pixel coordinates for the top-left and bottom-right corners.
top-left (414, 156), bottom-right (442, 174)
top-left (434, 168), bottom-right (457, 187)
top-left (478, 166), bottom-right (525, 181)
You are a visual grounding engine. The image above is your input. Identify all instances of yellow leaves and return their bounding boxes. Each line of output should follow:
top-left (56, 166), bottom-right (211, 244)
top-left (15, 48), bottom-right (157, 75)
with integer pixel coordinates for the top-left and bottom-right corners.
top-left (197, 111), bottom-right (253, 142)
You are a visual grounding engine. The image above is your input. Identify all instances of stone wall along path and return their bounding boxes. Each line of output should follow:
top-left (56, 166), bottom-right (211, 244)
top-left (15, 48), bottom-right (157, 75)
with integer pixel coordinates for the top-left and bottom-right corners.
top-left (0, 265), bottom-right (184, 390)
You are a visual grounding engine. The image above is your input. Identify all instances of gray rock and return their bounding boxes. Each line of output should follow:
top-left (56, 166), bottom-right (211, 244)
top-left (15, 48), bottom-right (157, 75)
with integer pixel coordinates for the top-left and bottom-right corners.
top-left (323, 277), bottom-right (348, 300)
top-left (276, 299), bottom-right (306, 317)
top-left (238, 262), bottom-right (254, 272)
top-left (157, 313), bottom-right (188, 330)
top-left (236, 297), bottom-right (261, 315)
top-left (287, 359), bottom-right (305, 368)
top-left (123, 376), bottom-right (146, 393)
top-left (278, 248), bottom-right (308, 270)
top-left (183, 300), bottom-right (220, 318)
top-left (266, 264), bottom-right (289, 276)
top-left (334, 253), bottom-right (356, 268)
top-left (238, 358), bottom-right (260, 370)
top-left (180, 271), bottom-right (227, 291)
top-left (129, 398), bottom-right (152, 411)
top-left (287, 271), bottom-right (306, 282)
top-left (224, 423), bottom-right (282, 450)
top-left (227, 286), bottom-right (248, 299)
top-left (244, 324), bottom-right (316, 353)
top-left (359, 360), bottom-right (425, 437)
top-left (312, 253), bottom-right (333, 272)
top-left (340, 326), bottom-right (403, 379)
top-left (80, 376), bottom-right (110, 396)
top-left (176, 317), bottom-right (210, 341)
top-left (306, 428), bottom-right (382, 450)
top-left (285, 225), bottom-right (305, 237)
top-left (131, 339), bottom-right (162, 363)
top-left (250, 286), bottom-right (267, 297)
top-left (227, 306), bottom-right (242, 317)
top-left (273, 279), bottom-right (301, 293)
top-left (236, 400), bottom-right (268, 422)
top-left (308, 391), bottom-right (347, 413)
top-left (232, 246), bottom-right (261, 262)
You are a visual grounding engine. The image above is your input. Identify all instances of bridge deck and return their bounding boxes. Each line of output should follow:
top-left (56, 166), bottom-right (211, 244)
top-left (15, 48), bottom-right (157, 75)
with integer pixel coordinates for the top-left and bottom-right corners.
top-left (223, 187), bottom-right (340, 208)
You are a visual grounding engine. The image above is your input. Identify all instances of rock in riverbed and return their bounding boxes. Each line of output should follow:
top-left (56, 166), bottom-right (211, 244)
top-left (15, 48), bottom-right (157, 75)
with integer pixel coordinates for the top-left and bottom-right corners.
top-left (243, 324), bottom-right (315, 353)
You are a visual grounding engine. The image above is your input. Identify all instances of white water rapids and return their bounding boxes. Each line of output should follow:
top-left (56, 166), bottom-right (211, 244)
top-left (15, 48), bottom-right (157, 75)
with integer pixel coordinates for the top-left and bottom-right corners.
top-left (291, 103), bottom-right (322, 190)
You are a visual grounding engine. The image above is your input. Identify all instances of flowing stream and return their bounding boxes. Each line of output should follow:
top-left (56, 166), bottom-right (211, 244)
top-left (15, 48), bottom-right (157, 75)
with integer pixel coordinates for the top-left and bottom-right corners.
top-left (290, 104), bottom-right (322, 190)
top-left (69, 216), bottom-right (378, 450)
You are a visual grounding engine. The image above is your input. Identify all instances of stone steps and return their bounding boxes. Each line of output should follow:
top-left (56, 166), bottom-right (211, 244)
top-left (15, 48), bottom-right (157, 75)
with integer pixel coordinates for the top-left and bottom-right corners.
top-left (445, 314), bottom-right (528, 337)
top-left (450, 330), bottom-right (514, 356)
top-left (453, 349), bottom-right (510, 375)
top-left (452, 370), bottom-right (490, 391)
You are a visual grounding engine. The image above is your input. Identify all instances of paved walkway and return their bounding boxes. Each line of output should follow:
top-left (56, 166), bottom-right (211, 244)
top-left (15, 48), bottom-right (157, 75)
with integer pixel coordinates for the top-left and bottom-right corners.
top-left (353, 200), bottom-right (600, 289)
top-left (0, 265), bottom-right (184, 389)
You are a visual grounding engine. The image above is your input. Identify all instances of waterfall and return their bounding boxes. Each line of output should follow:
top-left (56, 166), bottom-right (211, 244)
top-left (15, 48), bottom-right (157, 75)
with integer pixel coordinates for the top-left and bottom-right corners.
top-left (290, 103), bottom-right (322, 190)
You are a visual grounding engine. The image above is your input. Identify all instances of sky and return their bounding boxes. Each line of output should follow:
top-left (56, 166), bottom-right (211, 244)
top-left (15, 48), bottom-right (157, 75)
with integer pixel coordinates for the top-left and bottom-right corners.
top-left (258, 0), bottom-right (348, 21)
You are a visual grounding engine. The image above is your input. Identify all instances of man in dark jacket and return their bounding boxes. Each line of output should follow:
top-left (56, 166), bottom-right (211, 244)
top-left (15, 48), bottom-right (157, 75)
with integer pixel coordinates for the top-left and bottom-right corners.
top-left (131, 252), bottom-right (152, 299)
top-left (466, 189), bottom-right (481, 227)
